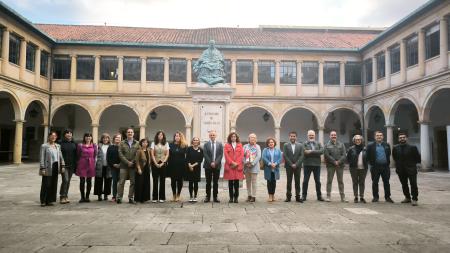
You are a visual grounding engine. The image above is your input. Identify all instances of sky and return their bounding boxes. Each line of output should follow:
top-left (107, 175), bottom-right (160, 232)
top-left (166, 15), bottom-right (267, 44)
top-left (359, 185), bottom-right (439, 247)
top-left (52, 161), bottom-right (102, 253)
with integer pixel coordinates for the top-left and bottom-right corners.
top-left (3, 0), bottom-right (430, 29)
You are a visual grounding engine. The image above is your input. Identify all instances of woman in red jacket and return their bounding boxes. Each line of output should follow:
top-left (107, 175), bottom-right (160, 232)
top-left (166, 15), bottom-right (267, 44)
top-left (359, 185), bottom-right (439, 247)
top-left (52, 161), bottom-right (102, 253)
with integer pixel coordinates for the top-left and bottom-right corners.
top-left (224, 132), bottom-right (244, 203)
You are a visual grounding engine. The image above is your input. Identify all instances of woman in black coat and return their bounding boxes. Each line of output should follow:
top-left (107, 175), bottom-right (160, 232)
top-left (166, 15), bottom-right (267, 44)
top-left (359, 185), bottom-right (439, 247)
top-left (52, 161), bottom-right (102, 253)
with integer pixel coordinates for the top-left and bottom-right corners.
top-left (346, 135), bottom-right (368, 203)
top-left (168, 131), bottom-right (188, 202)
top-left (185, 136), bottom-right (204, 202)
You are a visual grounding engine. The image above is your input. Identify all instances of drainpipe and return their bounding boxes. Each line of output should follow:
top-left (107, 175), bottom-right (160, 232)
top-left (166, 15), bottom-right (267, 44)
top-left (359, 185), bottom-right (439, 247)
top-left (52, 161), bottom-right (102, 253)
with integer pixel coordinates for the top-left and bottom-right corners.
top-left (47, 47), bottom-right (54, 133)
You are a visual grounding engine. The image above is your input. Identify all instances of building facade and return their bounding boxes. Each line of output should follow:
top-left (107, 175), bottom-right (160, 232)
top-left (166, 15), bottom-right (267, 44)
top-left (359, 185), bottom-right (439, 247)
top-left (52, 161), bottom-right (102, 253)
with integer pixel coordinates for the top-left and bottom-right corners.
top-left (0, 0), bottom-right (449, 170)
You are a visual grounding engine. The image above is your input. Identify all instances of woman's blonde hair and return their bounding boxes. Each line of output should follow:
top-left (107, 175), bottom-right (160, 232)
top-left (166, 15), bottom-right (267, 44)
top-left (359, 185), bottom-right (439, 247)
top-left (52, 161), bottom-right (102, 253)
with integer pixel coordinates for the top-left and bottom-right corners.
top-left (173, 131), bottom-right (188, 148)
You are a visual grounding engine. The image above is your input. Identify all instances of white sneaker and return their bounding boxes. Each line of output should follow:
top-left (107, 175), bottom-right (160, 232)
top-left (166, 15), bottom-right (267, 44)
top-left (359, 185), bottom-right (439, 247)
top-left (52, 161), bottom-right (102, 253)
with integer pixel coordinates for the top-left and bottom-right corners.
top-left (325, 197), bottom-right (331, 202)
top-left (193, 198), bottom-right (197, 202)
top-left (159, 200), bottom-right (165, 203)
top-left (151, 200), bottom-right (157, 203)
top-left (189, 198), bottom-right (193, 202)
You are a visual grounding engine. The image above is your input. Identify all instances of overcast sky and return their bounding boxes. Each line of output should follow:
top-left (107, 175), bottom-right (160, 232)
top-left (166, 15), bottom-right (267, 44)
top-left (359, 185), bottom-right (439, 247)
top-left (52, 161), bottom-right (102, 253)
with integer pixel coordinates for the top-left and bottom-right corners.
top-left (3, 0), bottom-right (429, 29)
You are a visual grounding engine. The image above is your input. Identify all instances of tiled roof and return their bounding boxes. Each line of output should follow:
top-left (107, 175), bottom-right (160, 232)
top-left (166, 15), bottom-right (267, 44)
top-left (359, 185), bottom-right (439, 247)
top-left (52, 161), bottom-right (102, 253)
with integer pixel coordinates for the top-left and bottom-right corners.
top-left (35, 24), bottom-right (382, 50)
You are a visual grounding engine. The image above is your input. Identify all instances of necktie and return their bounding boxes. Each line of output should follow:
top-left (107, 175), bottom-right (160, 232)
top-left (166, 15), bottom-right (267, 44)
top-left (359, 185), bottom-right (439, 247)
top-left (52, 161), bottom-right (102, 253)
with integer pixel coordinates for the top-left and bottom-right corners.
top-left (212, 141), bottom-right (216, 161)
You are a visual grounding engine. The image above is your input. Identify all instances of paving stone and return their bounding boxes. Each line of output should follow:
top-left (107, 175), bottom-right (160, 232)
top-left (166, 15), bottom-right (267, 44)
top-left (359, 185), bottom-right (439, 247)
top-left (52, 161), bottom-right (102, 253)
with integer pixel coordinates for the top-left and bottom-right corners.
top-left (229, 245), bottom-right (296, 253)
top-left (66, 232), bottom-right (135, 246)
top-left (131, 231), bottom-right (173, 246)
top-left (169, 232), bottom-right (259, 245)
top-left (210, 223), bottom-right (238, 232)
top-left (188, 244), bottom-right (229, 253)
top-left (165, 223), bottom-right (211, 232)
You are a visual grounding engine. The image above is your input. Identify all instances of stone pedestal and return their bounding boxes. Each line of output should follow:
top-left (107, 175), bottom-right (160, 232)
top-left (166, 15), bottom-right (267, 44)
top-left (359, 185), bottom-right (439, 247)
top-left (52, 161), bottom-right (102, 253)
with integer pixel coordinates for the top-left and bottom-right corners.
top-left (189, 84), bottom-right (235, 143)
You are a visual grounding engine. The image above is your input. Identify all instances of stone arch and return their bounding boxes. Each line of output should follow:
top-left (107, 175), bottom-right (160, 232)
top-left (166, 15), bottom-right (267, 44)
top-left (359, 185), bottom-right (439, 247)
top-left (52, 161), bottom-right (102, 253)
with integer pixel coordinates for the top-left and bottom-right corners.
top-left (145, 104), bottom-right (189, 142)
top-left (365, 104), bottom-right (387, 142)
top-left (23, 98), bottom-right (49, 125)
top-left (95, 102), bottom-right (142, 125)
top-left (51, 102), bottom-right (94, 125)
top-left (421, 85), bottom-right (450, 122)
top-left (279, 105), bottom-right (321, 126)
top-left (388, 96), bottom-right (420, 125)
top-left (232, 104), bottom-right (278, 127)
top-left (323, 107), bottom-right (362, 145)
top-left (144, 103), bottom-right (190, 126)
top-left (322, 105), bottom-right (362, 127)
top-left (279, 106), bottom-right (320, 143)
top-left (0, 88), bottom-right (23, 120)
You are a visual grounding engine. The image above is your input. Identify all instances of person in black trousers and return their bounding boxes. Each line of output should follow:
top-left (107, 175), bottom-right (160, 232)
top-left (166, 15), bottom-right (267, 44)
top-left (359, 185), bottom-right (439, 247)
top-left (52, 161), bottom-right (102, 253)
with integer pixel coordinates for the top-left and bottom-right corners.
top-left (135, 138), bottom-right (151, 203)
top-left (168, 131), bottom-right (188, 202)
top-left (346, 135), bottom-right (368, 203)
top-left (202, 130), bottom-right (223, 203)
top-left (392, 132), bottom-right (421, 206)
top-left (186, 137), bottom-right (203, 202)
top-left (107, 133), bottom-right (122, 202)
top-left (58, 129), bottom-right (77, 204)
top-left (366, 131), bottom-right (394, 203)
top-left (94, 133), bottom-right (112, 201)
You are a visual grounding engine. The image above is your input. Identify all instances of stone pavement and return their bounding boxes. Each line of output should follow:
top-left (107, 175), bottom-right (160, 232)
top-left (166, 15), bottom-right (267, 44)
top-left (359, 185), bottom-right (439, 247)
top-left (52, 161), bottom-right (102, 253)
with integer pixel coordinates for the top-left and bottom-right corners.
top-left (1, 163), bottom-right (450, 253)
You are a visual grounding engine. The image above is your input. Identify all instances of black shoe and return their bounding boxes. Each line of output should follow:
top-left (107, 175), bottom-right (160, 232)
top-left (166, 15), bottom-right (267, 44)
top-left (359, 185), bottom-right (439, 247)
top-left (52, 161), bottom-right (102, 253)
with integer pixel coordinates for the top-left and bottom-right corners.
top-left (360, 198), bottom-right (366, 204)
top-left (354, 197), bottom-right (359, 203)
top-left (104, 195), bottom-right (108, 201)
top-left (385, 198), bottom-right (394, 203)
top-left (250, 197), bottom-right (255, 202)
top-left (40, 203), bottom-right (46, 207)
top-left (85, 198), bottom-right (90, 203)
top-left (46, 203), bottom-right (54, 206)
top-left (229, 199), bottom-right (234, 203)
top-left (116, 198), bottom-right (122, 204)
top-left (98, 196), bottom-right (102, 201)
top-left (213, 198), bottom-right (220, 203)
top-left (284, 198), bottom-right (291, 202)
top-left (246, 196), bottom-right (252, 202)
top-left (317, 197), bottom-right (324, 201)
top-left (234, 197), bottom-right (238, 203)
top-left (401, 198), bottom-right (411, 204)
top-left (301, 196), bottom-right (307, 202)
top-left (129, 199), bottom-right (136, 204)
top-left (79, 198), bottom-right (85, 203)
top-left (372, 198), bottom-right (379, 203)
top-left (204, 197), bottom-right (210, 203)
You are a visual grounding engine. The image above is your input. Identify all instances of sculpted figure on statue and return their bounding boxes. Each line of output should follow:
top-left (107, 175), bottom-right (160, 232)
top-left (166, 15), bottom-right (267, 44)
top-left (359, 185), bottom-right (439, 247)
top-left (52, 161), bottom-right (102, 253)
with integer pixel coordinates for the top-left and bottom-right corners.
top-left (193, 40), bottom-right (226, 86)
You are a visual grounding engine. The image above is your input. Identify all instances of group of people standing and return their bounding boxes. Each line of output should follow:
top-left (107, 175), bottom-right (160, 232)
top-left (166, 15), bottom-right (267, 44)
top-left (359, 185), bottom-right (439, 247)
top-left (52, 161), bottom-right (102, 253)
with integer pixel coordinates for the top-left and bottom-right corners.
top-left (38, 127), bottom-right (421, 207)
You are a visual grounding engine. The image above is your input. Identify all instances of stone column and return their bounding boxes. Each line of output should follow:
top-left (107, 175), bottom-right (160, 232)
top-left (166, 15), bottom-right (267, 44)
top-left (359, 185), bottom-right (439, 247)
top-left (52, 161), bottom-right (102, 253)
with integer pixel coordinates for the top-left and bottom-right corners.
top-left (385, 49), bottom-right (391, 88)
top-left (185, 124), bottom-right (192, 143)
top-left (252, 59), bottom-right (258, 95)
top-left (117, 56), bottom-right (123, 92)
top-left (318, 126), bottom-right (324, 145)
top-left (231, 59), bottom-right (237, 87)
top-left (139, 124), bottom-right (146, 139)
top-left (1, 28), bottom-right (9, 74)
top-left (70, 54), bottom-right (77, 91)
top-left (275, 125), bottom-right (281, 145)
top-left (440, 17), bottom-right (448, 71)
top-left (193, 101), bottom-right (200, 139)
top-left (140, 57), bottom-right (146, 92)
top-left (163, 57), bottom-right (169, 93)
top-left (43, 124), bottom-right (49, 143)
top-left (19, 39), bottom-right (26, 81)
top-left (296, 60), bottom-right (302, 96)
top-left (92, 124), bottom-right (99, 144)
top-left (230, 124), bottom-right (236, 133)
top-left (275, 60), bottom-right (280, 96)
top-left (34, 47), bottom-right (41, 86)
top-left (339, 61), bottom-right (345, 96)
top-left (418, 28), bottom-right (425, 77)
top-left (400, 39), bottom-right (407, 83)
top-left (372, 56), bottom-right (378, 90)
top-left (447, 125), bottom-right (450, 171)
top-left (386, 124), bottom-right (395, 165)
top-left (318, 61), bottom-right (324, 95)
top-left (13, 120), bottom-right (24, 164)
top-left (224, 102), bottom-right (231, 141)
top-left (420, 122), bottom-right (431, 169)
top-left (186, 58), bottom-right (192, 87)
top-left (94, 55), bottom-right (100, 91)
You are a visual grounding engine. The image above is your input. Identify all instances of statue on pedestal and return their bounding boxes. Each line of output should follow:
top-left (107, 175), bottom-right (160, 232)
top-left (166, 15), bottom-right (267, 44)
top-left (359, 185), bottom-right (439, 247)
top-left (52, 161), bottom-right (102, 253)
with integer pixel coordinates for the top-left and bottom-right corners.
top-left (193, 40), bottom-right (226, 86)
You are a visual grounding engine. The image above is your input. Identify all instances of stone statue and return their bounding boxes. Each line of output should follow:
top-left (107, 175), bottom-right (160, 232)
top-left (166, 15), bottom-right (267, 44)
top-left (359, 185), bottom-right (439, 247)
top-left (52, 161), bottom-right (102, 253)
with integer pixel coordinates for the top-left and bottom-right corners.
top-left (193, 40), bottom-right (226, 86)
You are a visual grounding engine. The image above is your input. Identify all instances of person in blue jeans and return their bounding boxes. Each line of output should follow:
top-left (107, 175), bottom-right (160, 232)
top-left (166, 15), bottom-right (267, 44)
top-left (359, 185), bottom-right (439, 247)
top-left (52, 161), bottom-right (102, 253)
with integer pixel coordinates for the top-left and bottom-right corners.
top-left (366, 131), bottom-right (394, 203)
top-left (262, 137), bottom-right (282, 202)
top-left (302, 130), bottom-right (325, 202)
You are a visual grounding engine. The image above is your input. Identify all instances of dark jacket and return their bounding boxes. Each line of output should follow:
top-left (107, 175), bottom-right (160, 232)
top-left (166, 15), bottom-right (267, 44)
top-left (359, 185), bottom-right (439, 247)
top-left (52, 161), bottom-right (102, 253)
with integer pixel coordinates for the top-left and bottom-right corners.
top-left (324, 140), bottom-right (346, 169)
top-left (303, 141), bottom-right (323, 167)
top-left (346, 145), bottom-right (368, 170)
top-left (107, 145), bottom-right (120, 169)
top-left (282, 142), bottom-right (304, 169)
top-left (203, 140), bottom-right (224, 169)
top-left (366, 141), bottom-right (391, 167)
top-left (392, 143), bottom-right (421, 174)
top-left (59, 138), bottom-right (77, 171)
top-left (95, 144), bottom-right (112, 178)
top-left (118, 139), bottom-right (140, 169)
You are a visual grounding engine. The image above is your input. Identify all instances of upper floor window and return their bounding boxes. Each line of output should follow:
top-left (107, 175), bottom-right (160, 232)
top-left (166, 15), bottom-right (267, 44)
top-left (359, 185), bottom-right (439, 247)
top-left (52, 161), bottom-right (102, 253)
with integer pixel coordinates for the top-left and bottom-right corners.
top-left (40, 51), bottom-right (49, 77)
top-left (224, 59), bottom-right (231, 83)
top-left (100, 56), bottom-right (118, 80)
top-left (280, 61), bottom-right (297, 84)
top-left (258, 61), bottom-right (275, 83)
top-left (9, 34), bottom-right (20, 65)
top-left (362, 59), bottom-right (372, 84)
top-left (390, 45), bottom-right (400, 74)
top-left (25, 43), bottom-right (36, 71)
top-left (302, 61), bottom-right (318, 84)
top-left (323, 62), bottom-right (340, 85)
top-left (425, 24), bottom-right (440, 59)
top-left (236, 60), bottom-right (253, 83)
top-left (77, 56), bottom-right (94, 80)
top-left (169, 58), bottom-right (186, 82)
top-left (53, 55), bottom-right (71, 79)
top-left (147, 58), bottom-right (164, 81)
top-left (345, 62), bottom-right (361, 85)
top-left (376, 53), bottom-right (385, 79)
top-left (0, 28), bottom-right (3, 58)
top-left (124, 57), bottom-right (141, 81)
top-left (406, 35), bottom-right (418, 67)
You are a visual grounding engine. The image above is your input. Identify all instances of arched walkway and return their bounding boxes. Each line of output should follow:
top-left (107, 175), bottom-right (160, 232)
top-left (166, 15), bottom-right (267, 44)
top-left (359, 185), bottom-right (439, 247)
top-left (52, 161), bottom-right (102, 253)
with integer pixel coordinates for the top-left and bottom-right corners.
top-left (236, 107), bottom-right (275, 147)
top-left (280, 107), bottom-right (319, 145)
top-left (324, 108), bottom-right (361, 146)
top-left (98, 105), bottom-right (140, 142)
top-left (365, 106), bottom-right (386, 142)
top-left (0, 91), bottom-right (21, 163)
top-left (145, 105), bottom-right (188, 143)
top-left (51, 104), bottom-right (92, 143)
top-left (23, 101), bottom-right (46, 161)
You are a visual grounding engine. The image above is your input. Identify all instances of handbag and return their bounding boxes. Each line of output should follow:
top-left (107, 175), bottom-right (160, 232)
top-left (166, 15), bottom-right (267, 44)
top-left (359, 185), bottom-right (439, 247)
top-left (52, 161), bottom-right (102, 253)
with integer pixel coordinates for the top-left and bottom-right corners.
top-left (259, 159), bottom-right (264, 170)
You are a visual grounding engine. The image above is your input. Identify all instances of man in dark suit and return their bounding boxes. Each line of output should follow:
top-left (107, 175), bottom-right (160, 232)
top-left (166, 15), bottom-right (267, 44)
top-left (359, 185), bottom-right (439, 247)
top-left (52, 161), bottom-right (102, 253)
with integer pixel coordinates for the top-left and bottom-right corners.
top-left (392, 132), bottom-right (421, 206)
top-left (203, 130), bottom-right (224, 203)
top-left (283, 131), bottom-right (304, 202)
top-left (366, 131), bottom-right (394, 203)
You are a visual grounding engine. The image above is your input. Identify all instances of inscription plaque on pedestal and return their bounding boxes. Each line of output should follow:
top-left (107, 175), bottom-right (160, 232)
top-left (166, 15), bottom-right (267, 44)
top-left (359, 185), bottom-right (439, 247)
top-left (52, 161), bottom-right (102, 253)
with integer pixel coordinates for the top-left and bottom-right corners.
top-left (200, 104), bottom-right (224, 142)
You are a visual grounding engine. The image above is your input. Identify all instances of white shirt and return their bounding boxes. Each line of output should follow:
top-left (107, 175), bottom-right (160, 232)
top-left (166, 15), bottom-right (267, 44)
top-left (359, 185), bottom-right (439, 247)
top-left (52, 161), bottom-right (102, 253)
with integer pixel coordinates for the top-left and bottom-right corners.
top-left (232, 142), bottom-right (236, 149)
top-left (101, 145), bottom-right (109, 166)
top-left (291, 143), bottom-right (296, 155)
top-left (150, 142), bottom-right (170, 150)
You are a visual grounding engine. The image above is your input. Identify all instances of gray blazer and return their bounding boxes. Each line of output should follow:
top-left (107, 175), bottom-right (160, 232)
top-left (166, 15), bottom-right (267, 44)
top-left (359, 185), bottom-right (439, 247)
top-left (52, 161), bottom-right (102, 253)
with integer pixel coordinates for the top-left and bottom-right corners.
top-left (203, 140), bottom-right (223, 169)
top-left (39, 143), bottom-right (65, 176)
top-left (96, 144), bottom-right (112, 178)
top-left (283, 142), bottom-right (304, 169)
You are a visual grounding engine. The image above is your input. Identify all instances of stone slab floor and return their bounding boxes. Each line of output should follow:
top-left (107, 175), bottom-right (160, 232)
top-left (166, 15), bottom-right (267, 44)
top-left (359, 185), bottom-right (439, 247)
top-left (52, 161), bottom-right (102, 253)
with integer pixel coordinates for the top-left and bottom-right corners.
top-left (1, 163), bottom-right (450, 253)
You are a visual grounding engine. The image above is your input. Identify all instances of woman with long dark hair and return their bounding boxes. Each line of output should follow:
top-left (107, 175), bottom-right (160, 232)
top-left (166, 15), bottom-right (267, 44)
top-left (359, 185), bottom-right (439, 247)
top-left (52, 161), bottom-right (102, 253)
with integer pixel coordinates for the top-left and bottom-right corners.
top-left (135, 138), bottom-right (151, 203)
top-left (185, 137), bottom-right (203, 202)
top-left (150, 130), bottom-right (169, 203)
top-left (168, 131), bottom-right (188, 202)
top-left (76, 133), bottom-right (97, 203)
top-left (39, 131), bottom-right (65, 206)
top-left (224, 132), bottom-right (244, 203)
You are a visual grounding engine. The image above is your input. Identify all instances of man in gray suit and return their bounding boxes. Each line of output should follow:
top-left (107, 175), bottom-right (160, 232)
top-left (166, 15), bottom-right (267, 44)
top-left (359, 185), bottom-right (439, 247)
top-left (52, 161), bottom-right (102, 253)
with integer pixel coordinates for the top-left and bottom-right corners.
top-left (283, 132), bottom-right (304, 203)
top-left (203, 130), bottom-right (224, 203)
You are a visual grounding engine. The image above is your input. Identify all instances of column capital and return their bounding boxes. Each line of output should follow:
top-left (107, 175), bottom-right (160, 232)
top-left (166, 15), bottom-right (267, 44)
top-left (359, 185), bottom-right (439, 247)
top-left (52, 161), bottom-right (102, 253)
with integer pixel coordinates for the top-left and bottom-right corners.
top-left (186, 58), bottom-right (192, 61)
top-left (70, 54), bottom-right (77, 58)
top-left (185, 124), bottom-right (192, 128)
top-left (384, 124), bottom-right (395, 128)
top-left (117, 55), bottom-right (124, 60)
top-left (274, 125), bottom-right (281, 129)
top-left (296, 60), bottom-right (303, 64)
top-left (163, 57), bottom-right (170, 61)
top-left (94, 55), bottom-right (101, 59)
top-left (339, 60), bottom-right (346, 64)
top-left (441, 16), bottom-right (448, 22)
top-left (41, 123), bottom-right (49, 127)
top-left (318, 60), bottom-right (324, 64)
top-left (318, 126), bottom-right (325, 131)
top-left (140, 56), bottom-right (147, 60)
top-left (139, 124), bottom-right (146, 128)
top-left (91, 124), bottom-right (99, 127)
top-left (275, 60), bottom-right (281, 64)
top-left (230, 58), bottom-right (237, 62)
top-left (14, 119), bottom-right (25, 123)
top-left (418, 120), bottom-right (430, 125)
top-left (252, 59), bottom-right (259, 63)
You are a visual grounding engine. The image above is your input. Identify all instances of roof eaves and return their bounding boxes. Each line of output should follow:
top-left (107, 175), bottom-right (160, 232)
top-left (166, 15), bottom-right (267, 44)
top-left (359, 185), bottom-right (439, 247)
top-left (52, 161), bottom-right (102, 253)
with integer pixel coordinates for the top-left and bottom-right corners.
top-left (359, 0), bottom-right (444, 52)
